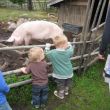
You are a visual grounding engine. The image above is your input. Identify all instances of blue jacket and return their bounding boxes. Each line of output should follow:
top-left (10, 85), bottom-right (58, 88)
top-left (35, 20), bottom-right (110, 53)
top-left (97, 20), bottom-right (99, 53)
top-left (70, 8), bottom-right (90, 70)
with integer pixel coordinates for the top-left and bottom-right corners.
top-left (0, 71), bottom-right (10, 105)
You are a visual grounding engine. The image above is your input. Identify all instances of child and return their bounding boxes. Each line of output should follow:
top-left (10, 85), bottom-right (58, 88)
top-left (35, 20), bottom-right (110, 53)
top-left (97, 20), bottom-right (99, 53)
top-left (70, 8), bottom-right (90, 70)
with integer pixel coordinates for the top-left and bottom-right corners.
top-left (21, 47), bottom-right (48, 108)
top-left (45, 35), bottom-right (74, 99)
top-left (0, 70), bottom-right (12, 110)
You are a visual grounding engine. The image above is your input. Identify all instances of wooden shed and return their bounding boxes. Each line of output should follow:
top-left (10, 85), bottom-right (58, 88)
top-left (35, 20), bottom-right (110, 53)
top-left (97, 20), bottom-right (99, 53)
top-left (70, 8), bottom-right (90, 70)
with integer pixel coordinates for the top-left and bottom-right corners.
top-left (48, 0), bottom-right (109, 27)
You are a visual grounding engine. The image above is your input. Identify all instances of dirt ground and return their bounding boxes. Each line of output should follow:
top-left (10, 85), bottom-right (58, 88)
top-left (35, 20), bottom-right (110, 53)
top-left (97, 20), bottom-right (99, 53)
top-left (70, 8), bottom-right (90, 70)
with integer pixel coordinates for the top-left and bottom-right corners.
top-left (0, 17), bottom-right (81, 72)
top-left (0, 22), bottom-right (53, 72)
top-left (0, 22), bottom-right (26, 71)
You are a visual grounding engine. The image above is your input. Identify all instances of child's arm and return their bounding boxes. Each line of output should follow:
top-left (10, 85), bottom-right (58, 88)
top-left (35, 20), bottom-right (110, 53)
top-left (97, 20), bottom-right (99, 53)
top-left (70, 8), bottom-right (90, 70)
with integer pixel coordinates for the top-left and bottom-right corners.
top-left (66, 42), bottom-right (75, 57)
top-left (0, 71), bottom-right (10, 93)
top-left (45, 43), bottom-right (52, 60)
top-left (20, 63), bottom-right (31, 74)
top-left (45, 43), bottom-right (51, 52)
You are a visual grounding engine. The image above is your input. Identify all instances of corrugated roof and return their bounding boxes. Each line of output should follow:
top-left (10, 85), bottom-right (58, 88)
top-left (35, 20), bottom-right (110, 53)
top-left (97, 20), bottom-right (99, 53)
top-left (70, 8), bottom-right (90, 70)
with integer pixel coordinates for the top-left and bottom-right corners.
top-left (47, 0), bottom-right (64, 7)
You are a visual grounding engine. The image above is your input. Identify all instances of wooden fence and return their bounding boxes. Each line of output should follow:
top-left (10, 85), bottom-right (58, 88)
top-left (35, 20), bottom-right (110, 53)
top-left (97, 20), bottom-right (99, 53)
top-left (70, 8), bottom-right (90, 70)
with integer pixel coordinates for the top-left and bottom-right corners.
top-left (0, 0), bottom-right (108, 88)
top-left (0, 19), bottom-right (104, 88)
top-left (0, 21), bottom-right (105, 89)
top-left (0, 41), bottom-right (99, 88)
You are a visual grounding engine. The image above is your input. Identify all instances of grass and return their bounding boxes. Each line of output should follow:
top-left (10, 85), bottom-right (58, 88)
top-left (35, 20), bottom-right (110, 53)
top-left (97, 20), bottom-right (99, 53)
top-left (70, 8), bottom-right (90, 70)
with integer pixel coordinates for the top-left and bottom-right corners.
top-left (0, 7), bottom-right (57, 21)
top-left (7, 61), bottom-right (110, 110)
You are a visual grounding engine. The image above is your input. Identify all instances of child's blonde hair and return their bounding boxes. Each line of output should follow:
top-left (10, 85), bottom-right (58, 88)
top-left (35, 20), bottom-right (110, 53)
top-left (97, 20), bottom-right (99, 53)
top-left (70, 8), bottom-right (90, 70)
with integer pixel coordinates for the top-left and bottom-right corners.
top-left (53, 35), bottom-right (68, 47)
top-left (28, 47), bottom-right (44, 62)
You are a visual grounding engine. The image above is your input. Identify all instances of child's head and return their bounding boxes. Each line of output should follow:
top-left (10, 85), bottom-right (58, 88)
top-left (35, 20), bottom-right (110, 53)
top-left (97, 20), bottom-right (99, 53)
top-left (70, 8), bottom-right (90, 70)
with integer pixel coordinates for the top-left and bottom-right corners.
top-left (53, 35), bottom-right (68, 49)
top-left (28, 47), bottom-right (44, 62)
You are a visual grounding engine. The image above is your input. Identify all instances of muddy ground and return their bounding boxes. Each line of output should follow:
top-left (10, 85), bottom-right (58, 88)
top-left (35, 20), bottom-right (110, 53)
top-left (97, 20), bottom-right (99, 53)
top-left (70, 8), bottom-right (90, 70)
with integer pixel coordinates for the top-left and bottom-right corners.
top-left (0, 22), bottom-right (74, 72)
top-left (0, 22), bottom-right (52, 72)
top-left (0, 22), bottom-right (26, 72)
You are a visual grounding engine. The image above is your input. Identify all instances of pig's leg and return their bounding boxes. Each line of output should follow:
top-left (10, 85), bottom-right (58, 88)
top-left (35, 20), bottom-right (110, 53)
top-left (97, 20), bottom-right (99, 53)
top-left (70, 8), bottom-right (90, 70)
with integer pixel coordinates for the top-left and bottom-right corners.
top-left (24, 32), bottom-right (32, 45)
top-left (24, 36), bottom-right (31, 45)
top-left (14, 39), bottom-right (24, 46)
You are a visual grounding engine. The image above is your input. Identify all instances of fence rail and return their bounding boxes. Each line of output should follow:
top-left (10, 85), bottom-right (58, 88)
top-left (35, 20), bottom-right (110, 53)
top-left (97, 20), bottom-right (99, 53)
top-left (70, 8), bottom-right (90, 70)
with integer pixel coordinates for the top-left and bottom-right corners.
top-left (8, 56), bottom-right (98, 88)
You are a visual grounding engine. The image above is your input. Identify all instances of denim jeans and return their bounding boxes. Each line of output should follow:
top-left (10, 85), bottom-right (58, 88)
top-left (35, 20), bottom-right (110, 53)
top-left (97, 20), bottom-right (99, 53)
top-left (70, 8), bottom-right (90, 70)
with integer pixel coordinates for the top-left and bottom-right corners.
top-left (32, 84), bottom-right (48, 106)
top-left (0, 101), bottom-right (12, 110)
top-left (54, 78), bottom-right (72, 91)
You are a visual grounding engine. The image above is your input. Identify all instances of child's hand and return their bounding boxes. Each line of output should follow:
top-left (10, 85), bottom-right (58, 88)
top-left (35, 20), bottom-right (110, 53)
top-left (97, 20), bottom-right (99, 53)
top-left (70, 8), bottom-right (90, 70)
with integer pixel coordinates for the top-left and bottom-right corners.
top-left (46, 43), bottom-right (51, 48)
top-left (21, 67), bottom-right (27, 74)
top-left (45, 43), bottom-right (51, 51)
top-left (98, 54), bottom-right (105, 60)
top-left (68, 42), bottom-right (75, 48)
top-left (68, 42), bottom-right (71, 46)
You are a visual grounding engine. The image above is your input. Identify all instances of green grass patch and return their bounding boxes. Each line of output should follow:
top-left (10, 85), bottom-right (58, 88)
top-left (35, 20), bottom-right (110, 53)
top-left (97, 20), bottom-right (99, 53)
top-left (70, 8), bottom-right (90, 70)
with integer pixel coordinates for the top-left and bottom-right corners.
top-left (0, 7), bottom-right (49, 21)
top-left (7, 61), bottom-right (110, 110)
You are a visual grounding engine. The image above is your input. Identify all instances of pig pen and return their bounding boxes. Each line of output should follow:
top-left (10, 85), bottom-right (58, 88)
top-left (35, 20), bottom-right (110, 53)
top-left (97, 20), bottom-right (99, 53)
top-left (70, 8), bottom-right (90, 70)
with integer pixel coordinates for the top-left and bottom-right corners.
top-left (0, 21), bottom-right (54, 72)
top-left (0, 22), bottom-right (26, 72)
top-left (0, 20), bottom-right (100, 87)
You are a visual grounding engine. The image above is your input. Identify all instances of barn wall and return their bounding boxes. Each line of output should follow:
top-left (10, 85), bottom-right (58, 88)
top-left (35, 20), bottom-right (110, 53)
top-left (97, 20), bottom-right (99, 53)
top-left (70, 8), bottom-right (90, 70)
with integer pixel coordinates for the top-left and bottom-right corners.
top-left (58, 2), bottom-right (87, 26)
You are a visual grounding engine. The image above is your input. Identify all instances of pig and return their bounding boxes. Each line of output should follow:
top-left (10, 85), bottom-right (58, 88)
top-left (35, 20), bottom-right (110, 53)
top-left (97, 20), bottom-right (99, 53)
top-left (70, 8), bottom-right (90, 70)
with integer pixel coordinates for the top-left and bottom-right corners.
top-left (7, 18), bottom-right (29, 32)
top-left (6, 20), bottom-right (64, 45)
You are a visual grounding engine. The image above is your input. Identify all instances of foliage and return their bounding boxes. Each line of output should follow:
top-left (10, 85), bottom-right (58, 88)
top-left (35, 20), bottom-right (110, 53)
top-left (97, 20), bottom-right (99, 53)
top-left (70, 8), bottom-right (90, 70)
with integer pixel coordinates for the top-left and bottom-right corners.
top-left (9, 0), bottom-right (26, 6)
top-left (0, 8), bottom-right (49, 21)
top-left (0, 8), bottom-right (57, 23)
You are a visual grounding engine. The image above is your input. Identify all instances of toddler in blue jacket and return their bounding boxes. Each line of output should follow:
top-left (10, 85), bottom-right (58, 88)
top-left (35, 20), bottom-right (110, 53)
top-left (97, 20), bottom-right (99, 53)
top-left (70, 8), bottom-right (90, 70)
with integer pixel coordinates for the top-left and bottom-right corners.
top-left (0, 70), bottom-right (12, 110)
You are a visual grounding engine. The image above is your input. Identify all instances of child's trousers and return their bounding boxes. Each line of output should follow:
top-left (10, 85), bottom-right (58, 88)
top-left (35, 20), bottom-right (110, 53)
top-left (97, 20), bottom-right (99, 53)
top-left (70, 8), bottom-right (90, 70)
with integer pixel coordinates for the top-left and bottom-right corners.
top-left (32, 84), bottom-right (48, 106)
top-left (54, 78), bottom-right (72, 95)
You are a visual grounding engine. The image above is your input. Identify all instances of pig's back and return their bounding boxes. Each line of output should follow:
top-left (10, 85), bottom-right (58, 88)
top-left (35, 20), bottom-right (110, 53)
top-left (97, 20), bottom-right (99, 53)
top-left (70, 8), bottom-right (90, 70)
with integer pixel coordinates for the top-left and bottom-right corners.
top-left (10, 21), bottom-right (64, 40)
top-left (25, 21), bottom-right (64, 39)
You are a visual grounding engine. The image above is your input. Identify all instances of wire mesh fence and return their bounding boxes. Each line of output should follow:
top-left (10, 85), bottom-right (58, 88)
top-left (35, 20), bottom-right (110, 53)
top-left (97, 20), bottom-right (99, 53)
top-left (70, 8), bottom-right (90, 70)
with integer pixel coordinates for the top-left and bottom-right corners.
top-left (0, 0), bottom-right (48, 11)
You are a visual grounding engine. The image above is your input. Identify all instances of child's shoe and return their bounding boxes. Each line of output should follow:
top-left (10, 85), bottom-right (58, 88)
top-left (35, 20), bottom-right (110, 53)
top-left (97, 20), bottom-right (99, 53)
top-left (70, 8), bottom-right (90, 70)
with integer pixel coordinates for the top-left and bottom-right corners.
top-left (31, 101), bottom-right (40, 109)
top-left (64, 87), bottom-right (69, 95)
top-left (34, 105), bottom-right (40, 109)
top-left (41, 104), bottom-right (46, 108)
top-left (54, 90), bottom-right (64, 99)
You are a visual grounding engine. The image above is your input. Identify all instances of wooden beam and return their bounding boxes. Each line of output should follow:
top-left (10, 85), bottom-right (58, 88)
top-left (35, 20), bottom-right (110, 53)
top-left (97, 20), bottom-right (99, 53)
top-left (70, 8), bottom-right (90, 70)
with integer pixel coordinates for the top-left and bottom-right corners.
top-left (68, 2), bottom-right (88, 6)
top-left (0, 38), bottom-right (101, 51)
top-left (47, 0), bottom-right (63, 7)
top-left (3, 51), bottom-right (98, 76)
top-left (8, 56), bottom-right (98, 88)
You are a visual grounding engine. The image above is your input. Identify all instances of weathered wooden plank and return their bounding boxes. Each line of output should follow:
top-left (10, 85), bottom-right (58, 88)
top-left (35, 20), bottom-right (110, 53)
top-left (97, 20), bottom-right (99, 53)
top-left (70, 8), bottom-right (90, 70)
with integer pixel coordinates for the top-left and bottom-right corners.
top-left (48, 0), bottom-right (64, 6)
top-left (67, 2), bottom-right (88, 6)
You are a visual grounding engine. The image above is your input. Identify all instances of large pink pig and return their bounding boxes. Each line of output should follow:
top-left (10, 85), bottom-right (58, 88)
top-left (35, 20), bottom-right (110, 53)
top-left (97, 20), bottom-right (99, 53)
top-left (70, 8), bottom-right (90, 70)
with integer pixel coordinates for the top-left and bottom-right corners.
top-left (7, 20), bottom-right (64, 45)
